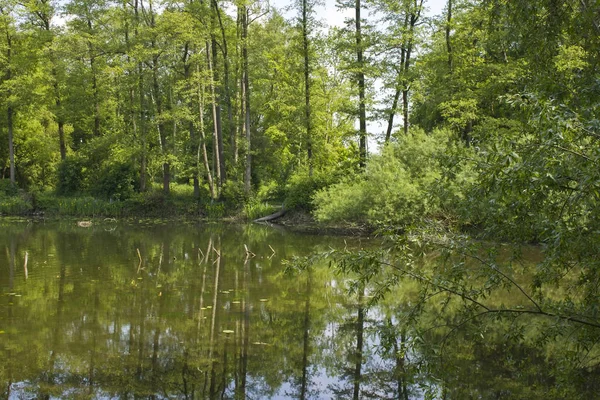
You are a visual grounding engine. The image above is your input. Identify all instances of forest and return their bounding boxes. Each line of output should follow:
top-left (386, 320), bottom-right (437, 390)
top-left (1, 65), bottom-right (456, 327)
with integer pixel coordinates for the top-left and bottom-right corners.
top-left (2, 0), bottom-right (600, 396)
top-left (0, 0), bottom-right (597, 228)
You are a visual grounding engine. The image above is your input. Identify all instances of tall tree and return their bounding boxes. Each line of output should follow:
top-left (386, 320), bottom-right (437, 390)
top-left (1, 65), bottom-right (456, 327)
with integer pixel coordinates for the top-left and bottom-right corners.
top-left (299, 0), bottom-right (314, 175)
top-left (0, 2), bottom-right (16, 185)
top-left (355, 0), bottom-right (366, 167)
top-left (239, 2), bottom-right (251, 194)
top-left (210, 0), bottom-right (225, 189)
top-left (377, 0), bottom-right (424, 140)
top-left (25, 0), bottom-right (68, 160)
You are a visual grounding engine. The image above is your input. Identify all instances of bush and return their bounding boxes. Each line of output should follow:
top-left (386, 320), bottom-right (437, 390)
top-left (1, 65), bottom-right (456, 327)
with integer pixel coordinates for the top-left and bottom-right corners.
top-left (313, 129), bottom-right (470, 227)
top-left (90, 161), bottom-right (136, 201)
top-left (284, 170), bottom-right (337, 211)
top-left (0, 196), bottom-right (32, 215)
top-left (56, 157), bottom-right (86, 195)
top-left (0, 179), bottom-right (18, 196)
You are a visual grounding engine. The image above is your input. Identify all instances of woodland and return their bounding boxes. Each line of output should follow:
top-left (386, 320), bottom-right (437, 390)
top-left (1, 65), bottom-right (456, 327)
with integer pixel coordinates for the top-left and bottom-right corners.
top-left (2, 0), bottom-right (600, 396)
top-left (0, 0), bottom-right (597, 228)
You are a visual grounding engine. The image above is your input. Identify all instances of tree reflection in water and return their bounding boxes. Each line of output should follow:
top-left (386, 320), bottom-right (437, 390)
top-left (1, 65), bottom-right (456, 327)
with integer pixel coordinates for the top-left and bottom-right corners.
top-left (0, 220), bottom-right (599, 399)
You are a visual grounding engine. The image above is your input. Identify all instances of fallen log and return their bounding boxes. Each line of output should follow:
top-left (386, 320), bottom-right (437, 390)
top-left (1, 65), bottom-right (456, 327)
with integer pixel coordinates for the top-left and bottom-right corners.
top-left (254, 207), bottom-right (287, 223)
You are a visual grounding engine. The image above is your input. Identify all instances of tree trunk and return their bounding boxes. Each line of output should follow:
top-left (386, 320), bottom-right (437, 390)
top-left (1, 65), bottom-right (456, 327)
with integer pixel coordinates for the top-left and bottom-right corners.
top-left (385, 86), bottom-right (400, 142)
top-left (207, 41), bottom-right (223, 195)
top-left (446, 0), bottom-right (453, 71)
top-left (214, 0), bottom-right (235, 162)
top-left (88, 18), bottom-right (100, 137)
top-left (241, 6), bottom-right (252, 194)
top-left (198, 65), bottom-right (216, 199)
top-left (302, 0), bottom-right (313, 176)
top-left (148, 0), bottom-right (170, 195)
top-left (6, 31), bottom-right (15, 185)
top-left (153, 57), bottom-right (170, 195)
top-left (8, 105), bottom-right (15, 186)
top-left (135, 0), bottom-right (147, 192)
top-left (183, 47), bottom-right (201, 198)
top-left (211, 0), bottom-right (226, 186)
top-left (355, 0), bottom-right (367, 168)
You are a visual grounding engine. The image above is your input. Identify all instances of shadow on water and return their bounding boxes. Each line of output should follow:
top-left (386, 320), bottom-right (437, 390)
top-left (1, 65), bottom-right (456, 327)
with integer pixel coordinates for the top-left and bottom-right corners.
top-left (0, 219), bottom-right (599, 399)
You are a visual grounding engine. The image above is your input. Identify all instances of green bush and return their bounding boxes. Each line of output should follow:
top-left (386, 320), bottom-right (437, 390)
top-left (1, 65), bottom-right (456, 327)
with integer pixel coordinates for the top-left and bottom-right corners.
top-left (220, 180), bottom-right (247, 207)
top-left (284, 170), bottom-right (337, 211)
top-left (0, 196), bottom-right (32, 215)
top-left (0, 179), bottom-right (18, 196)
top-left (313, 129), bottom-right (470, 227)
top-left (90, 161), bottom-right (136, 201)
top-left (205, 202), bottom-right (225, 219)
top-left (56, 157), bottom-right (86, 195)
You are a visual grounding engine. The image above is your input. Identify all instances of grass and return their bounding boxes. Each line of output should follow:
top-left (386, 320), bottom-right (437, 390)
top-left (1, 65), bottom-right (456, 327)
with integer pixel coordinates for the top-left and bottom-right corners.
top-left (242, 201), bottom-right (278, 221)
top-left (0, 183), bottom-right (280, 220)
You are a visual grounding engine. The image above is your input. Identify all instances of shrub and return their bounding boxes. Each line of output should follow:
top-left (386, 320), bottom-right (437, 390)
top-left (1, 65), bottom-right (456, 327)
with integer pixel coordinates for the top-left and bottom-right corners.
top-left (284, 170), bottom-right (337, 211)
top-left (56, 157), bottom-right (86, 195)
top-left (0, 196), bottom-right (32, 215)
top-left (313, 128), bottom-right (470, 227)
top-left (0, 179), bottom-right (18, 196)
top-left (90, 161), bottom-right (136, 201)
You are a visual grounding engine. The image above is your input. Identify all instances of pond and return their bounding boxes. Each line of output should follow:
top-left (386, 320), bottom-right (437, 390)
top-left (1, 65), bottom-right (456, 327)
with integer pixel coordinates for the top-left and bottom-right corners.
top-left (0, 219), bottom-right (597, 399)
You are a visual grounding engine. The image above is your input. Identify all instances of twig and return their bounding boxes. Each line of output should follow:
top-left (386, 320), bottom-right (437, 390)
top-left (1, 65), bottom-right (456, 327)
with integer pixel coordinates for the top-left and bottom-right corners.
top-left (136, 248), bottom-right (142, 273)
top-left (244, 244), bottom-right (255, 258)
top-left (268, 245), bottom-right (276, 259)
top-left (24, 251), bottom-right (28, 280)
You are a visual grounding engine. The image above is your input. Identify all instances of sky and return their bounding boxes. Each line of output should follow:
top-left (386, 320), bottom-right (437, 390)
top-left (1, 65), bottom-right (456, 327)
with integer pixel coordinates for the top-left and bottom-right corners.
top-left (272, 0), bottom-right (448, 28)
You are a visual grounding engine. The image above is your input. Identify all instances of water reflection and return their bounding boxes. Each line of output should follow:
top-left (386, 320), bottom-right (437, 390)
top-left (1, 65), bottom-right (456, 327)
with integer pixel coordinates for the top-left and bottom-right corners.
top-left (0, 220), bottom-right (598, 399)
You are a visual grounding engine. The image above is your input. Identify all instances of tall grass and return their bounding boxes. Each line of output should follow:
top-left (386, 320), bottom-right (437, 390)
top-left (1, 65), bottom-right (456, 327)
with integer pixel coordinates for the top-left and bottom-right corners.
top-left (37, 195), bottom-right (124, 217)
top-left (0, 196), bottom-right (32, 215)
top-left (242, 201), bottom-right (278, 221)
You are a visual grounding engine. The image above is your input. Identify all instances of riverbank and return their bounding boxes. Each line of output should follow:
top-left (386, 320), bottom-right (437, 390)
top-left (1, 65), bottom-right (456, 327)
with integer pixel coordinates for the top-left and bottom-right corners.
top-left (0, 191), bottom-right (375, 236)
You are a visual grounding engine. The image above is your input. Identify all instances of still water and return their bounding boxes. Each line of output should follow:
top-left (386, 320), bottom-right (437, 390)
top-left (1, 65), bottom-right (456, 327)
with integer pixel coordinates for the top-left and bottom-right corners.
top-left (0, 219), bottom-right (597, 399)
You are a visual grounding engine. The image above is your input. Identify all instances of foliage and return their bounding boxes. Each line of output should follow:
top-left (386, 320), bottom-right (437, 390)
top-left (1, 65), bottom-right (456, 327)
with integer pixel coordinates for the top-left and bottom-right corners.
top-left (283, 169), bottom-right (339, 211)
top-left (0, 195), bottom-right (31, 215)
top-left (313, 129), bottom-right (470, 226)
top-left (0, 179), bottom-right (17, 196)
top-left (56, 156), bottom-right (86, 196)
top-left (36, 194), bottom-right (123, 217)
top-left (242, 200), bottom-right (278, 221)
top-left (90, 161), bottom-right (136, 201)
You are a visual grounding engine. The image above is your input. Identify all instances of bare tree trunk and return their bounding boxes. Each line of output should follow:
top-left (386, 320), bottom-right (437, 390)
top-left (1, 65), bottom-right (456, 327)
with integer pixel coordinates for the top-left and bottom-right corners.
top-left (387, 1), bottom-right (422, 138)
